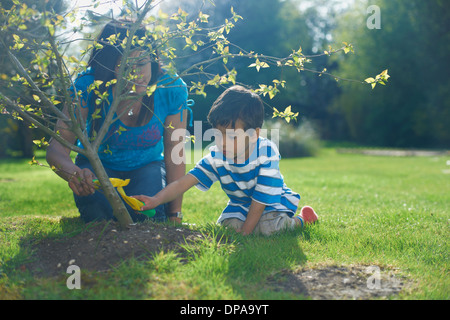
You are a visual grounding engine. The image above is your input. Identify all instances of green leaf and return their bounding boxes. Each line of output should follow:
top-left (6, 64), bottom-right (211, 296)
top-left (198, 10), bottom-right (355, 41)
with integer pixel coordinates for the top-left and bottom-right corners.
top-left (116, 126), bottom-right (127, 135)
top-left (272, 105), bottom-right (299, 123)
top-left (145, 84), bottom-right (156, 97)
top-left (249, 59), bottom-right (269, 72)
top-left (32, 137), bottom-right (48, 148)
top-left (272, 107), bottom-right (280, 118)
top-left (199, 12), bottom-right (209, 23)
top-left (92, 108), bottom-right (102, 119)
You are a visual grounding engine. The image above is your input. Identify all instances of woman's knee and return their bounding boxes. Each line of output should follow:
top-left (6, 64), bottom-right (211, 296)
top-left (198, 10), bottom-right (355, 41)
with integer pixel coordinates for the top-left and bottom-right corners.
top-left (74, 192), bottom-right (115, 223)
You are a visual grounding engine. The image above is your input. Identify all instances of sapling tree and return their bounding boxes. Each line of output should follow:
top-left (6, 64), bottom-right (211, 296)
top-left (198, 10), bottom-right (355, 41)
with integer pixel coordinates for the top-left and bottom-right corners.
top-left (0, 0), bottom-right (388, 229)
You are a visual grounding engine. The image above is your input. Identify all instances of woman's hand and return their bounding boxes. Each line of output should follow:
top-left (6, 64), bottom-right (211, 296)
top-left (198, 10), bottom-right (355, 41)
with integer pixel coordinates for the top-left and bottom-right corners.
top-left (68, 168), bottom-right (97, 196)
top-left (46, 101), bottom-right (94, 197)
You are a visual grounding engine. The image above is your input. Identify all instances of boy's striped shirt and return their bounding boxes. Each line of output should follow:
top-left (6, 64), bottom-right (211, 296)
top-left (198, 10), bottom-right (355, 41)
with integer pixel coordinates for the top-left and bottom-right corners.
top-left (188, 137), bottom-right (301, 223)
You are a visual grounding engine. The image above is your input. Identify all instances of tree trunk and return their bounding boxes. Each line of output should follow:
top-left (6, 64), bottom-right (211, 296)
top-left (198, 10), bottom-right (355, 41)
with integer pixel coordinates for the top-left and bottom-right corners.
top-left (86, 150), bottom-right (134, 229)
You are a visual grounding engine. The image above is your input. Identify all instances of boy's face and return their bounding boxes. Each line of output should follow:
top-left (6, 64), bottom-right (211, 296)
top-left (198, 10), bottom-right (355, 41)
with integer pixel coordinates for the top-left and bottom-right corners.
top-left (214, 119), bottom-right (259, 163)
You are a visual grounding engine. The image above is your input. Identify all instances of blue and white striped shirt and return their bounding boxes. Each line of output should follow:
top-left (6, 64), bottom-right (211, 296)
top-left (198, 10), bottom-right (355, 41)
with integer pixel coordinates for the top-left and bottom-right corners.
top-left (188, 137), bottom-right (301, 223)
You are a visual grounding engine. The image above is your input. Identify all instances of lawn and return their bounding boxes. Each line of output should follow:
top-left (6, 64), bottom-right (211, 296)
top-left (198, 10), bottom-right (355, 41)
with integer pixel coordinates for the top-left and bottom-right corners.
top-left (0, 148), bottom-right (448, 300)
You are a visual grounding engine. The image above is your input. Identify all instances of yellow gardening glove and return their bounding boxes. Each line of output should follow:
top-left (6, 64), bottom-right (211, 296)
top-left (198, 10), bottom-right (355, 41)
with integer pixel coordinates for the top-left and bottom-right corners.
top-left (93, 178), bottom-right (144, 211)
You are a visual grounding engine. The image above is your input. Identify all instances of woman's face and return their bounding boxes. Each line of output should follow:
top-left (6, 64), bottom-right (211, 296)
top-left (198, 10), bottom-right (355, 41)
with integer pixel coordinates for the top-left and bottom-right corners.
top-left (116, 50), bottom-right (152, 94)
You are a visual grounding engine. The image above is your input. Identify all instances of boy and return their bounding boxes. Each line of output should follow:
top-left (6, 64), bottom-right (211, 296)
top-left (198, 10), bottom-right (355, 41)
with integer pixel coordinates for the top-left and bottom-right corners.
top-left (133, 85), bottom-right (318, 235)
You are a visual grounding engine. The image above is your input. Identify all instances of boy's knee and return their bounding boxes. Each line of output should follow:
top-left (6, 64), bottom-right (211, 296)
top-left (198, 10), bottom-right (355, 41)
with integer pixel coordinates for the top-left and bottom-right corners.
top-left (258, 212), bottom-right (298, 236)
top-left (221, 218), bottom-right (244, 231)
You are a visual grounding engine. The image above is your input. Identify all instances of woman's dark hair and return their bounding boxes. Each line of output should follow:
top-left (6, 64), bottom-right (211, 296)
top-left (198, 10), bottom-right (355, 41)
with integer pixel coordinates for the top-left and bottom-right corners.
top-left (207, 85), bottom-right (264, 131)
top-left (88, 19), bottom-right (162, 131)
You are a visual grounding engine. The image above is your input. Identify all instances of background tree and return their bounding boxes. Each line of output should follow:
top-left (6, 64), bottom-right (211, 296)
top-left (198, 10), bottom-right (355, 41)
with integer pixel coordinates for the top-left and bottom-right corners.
top-left (332, 0), bottom-right (450, 148)
top-left (0, 0), bottom-right (67, 158)
top-left (162, 0), bottom-right (346, 139)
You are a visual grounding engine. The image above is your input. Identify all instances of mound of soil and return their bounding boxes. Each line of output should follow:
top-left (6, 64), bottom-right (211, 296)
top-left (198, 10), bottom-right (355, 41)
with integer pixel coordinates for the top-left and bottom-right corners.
top-left (28, 221), bottom-right (204, 278)
top-left (268, 265), bottom-right (408, 300)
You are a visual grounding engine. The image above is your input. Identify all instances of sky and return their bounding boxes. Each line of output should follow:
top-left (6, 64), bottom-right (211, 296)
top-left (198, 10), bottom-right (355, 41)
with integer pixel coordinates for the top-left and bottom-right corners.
top-left (72, 0), bottom-right (357, 17)
top-left (71, 0), bottom-right (161, 17)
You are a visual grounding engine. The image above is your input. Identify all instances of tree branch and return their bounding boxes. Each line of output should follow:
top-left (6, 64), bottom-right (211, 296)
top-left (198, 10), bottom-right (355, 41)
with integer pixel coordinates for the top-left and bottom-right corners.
top-left (4, 48), bottom-right (70, 123)
top-left (0, 90), bottom-right (86, 155)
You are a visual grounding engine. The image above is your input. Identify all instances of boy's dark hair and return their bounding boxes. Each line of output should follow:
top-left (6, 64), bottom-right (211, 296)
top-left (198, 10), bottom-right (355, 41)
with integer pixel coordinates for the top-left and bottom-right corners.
top-left (207, 85), bottom-right (264, 131)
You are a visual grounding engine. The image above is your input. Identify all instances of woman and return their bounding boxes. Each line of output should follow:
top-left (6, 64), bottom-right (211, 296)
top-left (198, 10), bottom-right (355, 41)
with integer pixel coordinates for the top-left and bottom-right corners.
top-left (46, 20), bottom-right (190, 223)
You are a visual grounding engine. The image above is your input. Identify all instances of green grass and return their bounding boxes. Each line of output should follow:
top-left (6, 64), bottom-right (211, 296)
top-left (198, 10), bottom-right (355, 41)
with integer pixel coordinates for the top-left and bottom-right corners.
top-left (0, 149), bottom-right (448, 299)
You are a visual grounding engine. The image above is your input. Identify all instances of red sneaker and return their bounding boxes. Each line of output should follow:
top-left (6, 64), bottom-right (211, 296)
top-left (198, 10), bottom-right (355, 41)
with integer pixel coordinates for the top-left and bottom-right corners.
top-left (299, 206), bottom-right (318, 225)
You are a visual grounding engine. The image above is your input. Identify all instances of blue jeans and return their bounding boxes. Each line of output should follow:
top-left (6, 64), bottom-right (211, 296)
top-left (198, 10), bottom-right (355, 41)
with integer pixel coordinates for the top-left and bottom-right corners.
top-left (74, 156), bottom-right (167, 223)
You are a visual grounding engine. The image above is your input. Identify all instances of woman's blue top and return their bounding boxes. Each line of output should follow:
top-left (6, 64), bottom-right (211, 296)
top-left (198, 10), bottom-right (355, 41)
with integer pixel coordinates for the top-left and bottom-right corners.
top-left (71, 68), bottom-right (189, 171)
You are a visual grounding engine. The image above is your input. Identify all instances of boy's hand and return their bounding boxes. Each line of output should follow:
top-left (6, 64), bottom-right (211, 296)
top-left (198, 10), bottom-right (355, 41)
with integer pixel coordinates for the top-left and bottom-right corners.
top-left (238, 200), bottom-right (266, 236)
top-left (131, 195), bottom-right (160, 211)
top-left (237, 225), bottom-right (253, 236)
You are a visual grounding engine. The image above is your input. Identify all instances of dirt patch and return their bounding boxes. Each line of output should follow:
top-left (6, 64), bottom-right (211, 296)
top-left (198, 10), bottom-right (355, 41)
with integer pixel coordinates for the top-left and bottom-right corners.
top-left (27, 221), bottom-right (204, 278)
top-left (267, 265), bottom-right (408, 300)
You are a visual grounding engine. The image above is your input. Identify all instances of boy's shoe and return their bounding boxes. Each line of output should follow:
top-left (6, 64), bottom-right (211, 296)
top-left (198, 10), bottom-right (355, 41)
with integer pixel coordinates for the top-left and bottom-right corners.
top-left (299, 206), bottom-right (318, 225)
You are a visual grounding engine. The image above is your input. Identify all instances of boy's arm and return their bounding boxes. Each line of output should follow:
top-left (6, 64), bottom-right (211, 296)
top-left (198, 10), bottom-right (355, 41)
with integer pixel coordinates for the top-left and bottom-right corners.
top-left (133, 174), bottom-right (198, 211)
top-left (239, 200), bottom-right (266, 235)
